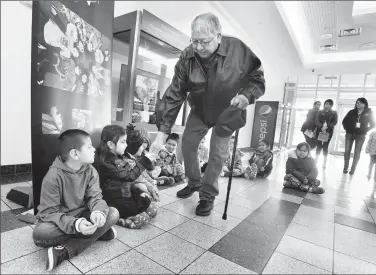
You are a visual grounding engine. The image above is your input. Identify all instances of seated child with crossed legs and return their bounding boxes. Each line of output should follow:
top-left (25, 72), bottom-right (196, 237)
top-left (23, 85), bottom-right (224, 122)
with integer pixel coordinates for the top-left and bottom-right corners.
top-left (221, 136), bottom-right (245, 177)
top-left (245, 140), bottom-right (274, 180)
top-left (33, 129), bottom-right (119, 271)
top-left (155, 133), bottom-right (186, 186)
top-left (284, 142), bottom-right (325, 194)
top-left (94, 125), bottom-right (159, 230)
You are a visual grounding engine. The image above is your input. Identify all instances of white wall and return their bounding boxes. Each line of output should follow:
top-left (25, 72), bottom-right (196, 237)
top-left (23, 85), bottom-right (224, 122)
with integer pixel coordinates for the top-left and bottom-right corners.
top-left (0, 1), bottom-right (298, 166)
top-left (1, 2), bottom-right (32, 165)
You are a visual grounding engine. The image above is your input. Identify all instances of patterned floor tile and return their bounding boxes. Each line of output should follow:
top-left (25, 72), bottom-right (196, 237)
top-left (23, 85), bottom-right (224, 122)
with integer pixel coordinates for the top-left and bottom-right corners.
top-left (170, 220), bottom-right (227, 249)
top-left (334, 251), bottom-right (376, 274)
top-left (285, 222), bottom-right (334, 249)
top-left (1, 226), bottom-right (42, 264)
top-left (87, 249), bottom-right (173, 274)
top-left (69, 239), bottom-right (131, 273)
top-left (0, 250), bottom-right (81, 274)
top-left (335, 206), bottom-right (374, 222)
top-left (193, 209), bottom-right (242, 232)
top-left (150, 208), bottom-right (189, 231)
top-left (181, 251), bottom-right (256, 274)
top-left (135, 232), bottom-right (205, 274)
top-left (115, 224), bottom-right (165, 248)
top-left (334, 213), bottom-right (376, 234)
top-left (213, 202), bottom-right (256, 220)
top-left (276, 235), bottom-right (333, 272)
top-left (262, 252), bottom-right (331, 274)
top-left (209, 233), bottom-right (274, 274)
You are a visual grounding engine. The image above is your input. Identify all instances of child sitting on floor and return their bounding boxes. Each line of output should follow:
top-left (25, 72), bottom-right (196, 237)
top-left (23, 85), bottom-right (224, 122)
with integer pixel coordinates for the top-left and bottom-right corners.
top-left (155, 133), bottom-right (186, 186)
top-left (284, 142), bottom-right (325, 194)
top-left (33, 129), bottom-right (119, 271)
top-left (93, 125), bottom-right (158, 230)
top-left (245, 140), bottom-right (274, 180)
top-left (198, 137), bottom-right (209, 174)
top-left (127, 124), bottom-right (161, 179)
top-left (221, 136), bottom-right (245, 177)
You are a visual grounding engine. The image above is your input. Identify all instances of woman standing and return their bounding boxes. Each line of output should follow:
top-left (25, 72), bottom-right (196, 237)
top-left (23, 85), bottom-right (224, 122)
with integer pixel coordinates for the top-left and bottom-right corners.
top-left (315, 99), bottom-right (338, 168)
top-left (301, 101), bottom-right (321, 149)
top-left (342, 98), bottom-right (375, 174)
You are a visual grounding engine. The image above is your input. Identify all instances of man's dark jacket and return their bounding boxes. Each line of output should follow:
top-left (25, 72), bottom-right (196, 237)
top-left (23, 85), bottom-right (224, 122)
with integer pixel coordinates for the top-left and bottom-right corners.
top-left (157, 36), bottom-right (266, 133)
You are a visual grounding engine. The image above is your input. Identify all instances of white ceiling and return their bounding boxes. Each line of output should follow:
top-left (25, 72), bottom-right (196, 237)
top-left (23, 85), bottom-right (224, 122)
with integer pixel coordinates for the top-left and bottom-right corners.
top-left (275, 1), bottom-right (376, 72)
top-left (301, 1), bottom-right (376, 53)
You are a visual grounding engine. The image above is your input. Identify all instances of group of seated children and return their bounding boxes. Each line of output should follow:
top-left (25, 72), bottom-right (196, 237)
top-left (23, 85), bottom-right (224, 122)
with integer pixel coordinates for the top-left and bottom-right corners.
top-left (32, 124), bottom-right (185, 271)
top-left (32, 126), bottom-right (325, 271)
top-left (221, 138), bottom-right (325, 194)
top-left (221, 138), bottom-right (274, 180)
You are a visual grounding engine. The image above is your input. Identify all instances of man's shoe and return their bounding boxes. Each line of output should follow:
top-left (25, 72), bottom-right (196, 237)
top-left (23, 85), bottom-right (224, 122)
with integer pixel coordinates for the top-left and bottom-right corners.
top-left (343, 169), bottom-right (349, 174)
top-left (176, 185), bottom-right (200, 198)
top-left (349, 169), bottom-right (355, 175)
top-left (195, 200), bottom-right (214, 216)
top-left (46, 245), bottom-right (69, 271)
top-left (98, 226), bottom-right (117, 241)
top-left (309, 187), bottom-right (325, 194)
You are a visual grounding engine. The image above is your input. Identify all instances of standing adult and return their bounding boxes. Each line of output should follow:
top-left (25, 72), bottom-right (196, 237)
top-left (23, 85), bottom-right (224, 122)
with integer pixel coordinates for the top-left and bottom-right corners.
top-left (150, 13), bottom-right (265, 216)
top-left (342, 97), bottom-right (375, 174)
top-left (315, 99), bottom-right (338, 168)
top-left (301, 101), bottom-right (321, 149)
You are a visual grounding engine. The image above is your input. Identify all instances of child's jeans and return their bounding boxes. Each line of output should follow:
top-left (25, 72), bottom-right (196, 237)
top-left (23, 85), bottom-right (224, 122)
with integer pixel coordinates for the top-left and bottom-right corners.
top-left (283, 174), bottom-right (321, 192)
top-left (32, 207), bottom-right (119, 258)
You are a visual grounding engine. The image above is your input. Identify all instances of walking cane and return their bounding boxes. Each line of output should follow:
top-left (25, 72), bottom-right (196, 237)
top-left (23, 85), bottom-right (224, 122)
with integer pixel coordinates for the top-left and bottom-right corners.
top-left (222, 129), bottom-right (240, 220)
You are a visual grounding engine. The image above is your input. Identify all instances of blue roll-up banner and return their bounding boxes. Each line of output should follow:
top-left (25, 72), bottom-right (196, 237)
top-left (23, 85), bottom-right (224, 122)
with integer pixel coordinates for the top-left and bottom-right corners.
top-left (250, 101), bottom-right (280, 150)
top-left (31, 1), bottom-right (114, 213)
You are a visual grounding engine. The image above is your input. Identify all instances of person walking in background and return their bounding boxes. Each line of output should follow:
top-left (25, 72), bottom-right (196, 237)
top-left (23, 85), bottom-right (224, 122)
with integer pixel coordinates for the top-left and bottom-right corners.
top-left (342, 98), bottom-right (375, 175)
top-left (301, 101), bottom-right (321, 150)
top-left (365, 130), bottom-right (376, 180)
top-left (315, 99), bottom-right (338, 169)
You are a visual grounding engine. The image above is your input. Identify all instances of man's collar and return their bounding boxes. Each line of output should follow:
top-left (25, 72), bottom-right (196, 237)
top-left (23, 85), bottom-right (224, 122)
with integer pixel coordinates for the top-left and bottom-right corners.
top-left (186, 36), bottom-right (227, 59)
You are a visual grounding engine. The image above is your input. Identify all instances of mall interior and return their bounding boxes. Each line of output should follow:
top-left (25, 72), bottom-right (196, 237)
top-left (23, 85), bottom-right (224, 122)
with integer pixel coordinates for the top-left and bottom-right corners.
top-left (1, 1), bottom-right (376, 274)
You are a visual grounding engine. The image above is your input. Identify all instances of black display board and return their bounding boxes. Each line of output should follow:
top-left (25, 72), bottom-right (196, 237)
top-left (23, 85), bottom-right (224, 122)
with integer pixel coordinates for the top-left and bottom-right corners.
top-left (31, 0), bottom-right (114, 214)
top-left (250, 101), bottom-right (280, 150)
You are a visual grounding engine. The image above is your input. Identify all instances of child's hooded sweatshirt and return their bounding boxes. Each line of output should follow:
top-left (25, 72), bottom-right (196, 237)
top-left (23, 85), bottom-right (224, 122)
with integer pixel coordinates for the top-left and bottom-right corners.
top-left (37, 156), bottom-right (109, 234)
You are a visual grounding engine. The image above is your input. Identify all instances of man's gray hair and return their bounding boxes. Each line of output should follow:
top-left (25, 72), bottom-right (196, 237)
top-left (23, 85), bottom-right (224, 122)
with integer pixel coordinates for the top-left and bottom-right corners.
top-left (191, 13), bottom-right (222, 35)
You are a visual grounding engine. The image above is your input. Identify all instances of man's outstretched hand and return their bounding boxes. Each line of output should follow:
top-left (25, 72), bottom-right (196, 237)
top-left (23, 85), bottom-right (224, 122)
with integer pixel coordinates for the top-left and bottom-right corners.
top-left (231, 94), bottom-right (249, 110)
top-left (150, 131), bottom-right (168, 155)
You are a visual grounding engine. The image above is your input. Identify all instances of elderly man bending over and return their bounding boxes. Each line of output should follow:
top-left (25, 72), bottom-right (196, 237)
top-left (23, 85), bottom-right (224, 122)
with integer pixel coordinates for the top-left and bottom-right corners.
top-left (151, 13), bottom-right (265, 216)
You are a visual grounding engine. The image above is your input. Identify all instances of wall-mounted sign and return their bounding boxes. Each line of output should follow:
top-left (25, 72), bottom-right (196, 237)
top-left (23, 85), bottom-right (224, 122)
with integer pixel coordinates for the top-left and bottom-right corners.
top-left (250, 101), bottom-right (279, 150)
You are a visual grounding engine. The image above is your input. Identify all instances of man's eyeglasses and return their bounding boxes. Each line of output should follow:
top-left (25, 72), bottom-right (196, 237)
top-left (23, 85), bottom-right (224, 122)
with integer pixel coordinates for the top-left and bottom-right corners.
top-left (190, 36), bottom-right (215, 47)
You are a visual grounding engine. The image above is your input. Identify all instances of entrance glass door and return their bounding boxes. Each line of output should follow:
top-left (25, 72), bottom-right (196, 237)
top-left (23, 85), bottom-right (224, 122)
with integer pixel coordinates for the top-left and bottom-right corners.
top-left (333, 104), bottom-right (353, 155)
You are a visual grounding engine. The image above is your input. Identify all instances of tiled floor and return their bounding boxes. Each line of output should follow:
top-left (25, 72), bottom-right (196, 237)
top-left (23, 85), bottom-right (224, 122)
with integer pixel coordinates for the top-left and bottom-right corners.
top-left (1, 153), bottom-right (376, 274)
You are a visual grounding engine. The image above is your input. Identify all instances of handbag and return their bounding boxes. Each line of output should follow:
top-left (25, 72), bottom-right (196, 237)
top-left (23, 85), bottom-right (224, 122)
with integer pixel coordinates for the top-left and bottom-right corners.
top-left (304, 130), bottom-right (314, 139)
top-left (317, 132), bottom-right (329, 142)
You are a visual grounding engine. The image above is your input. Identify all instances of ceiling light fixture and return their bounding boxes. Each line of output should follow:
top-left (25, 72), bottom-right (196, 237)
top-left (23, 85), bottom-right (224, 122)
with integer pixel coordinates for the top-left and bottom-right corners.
top-left (319, 45), bottom-right (337, 51)
top-left (361, 42), bottom-right (376, 48)
top-left (321, 33), bottom-right (333, 39)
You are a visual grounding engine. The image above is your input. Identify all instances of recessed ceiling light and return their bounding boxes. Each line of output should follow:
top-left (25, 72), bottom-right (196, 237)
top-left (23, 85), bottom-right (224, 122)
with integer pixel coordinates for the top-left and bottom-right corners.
top-left (361, 42), bottom-right (376, 48)
top-left (319, 44), bottom-right (337, 51)
top-left (321, 33), bottom-right (333, 39)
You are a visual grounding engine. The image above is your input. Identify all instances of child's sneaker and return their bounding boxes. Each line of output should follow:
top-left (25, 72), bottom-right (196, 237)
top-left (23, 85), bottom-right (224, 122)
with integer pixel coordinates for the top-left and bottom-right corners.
top-left (156, 176), bottom-right (175, 186)
top-left (309, 187), bottom-right (325, 194)
top-left (245, 163), bottom-right (258, 180)
top-left (46, 245), bottom-right (69, 271)
top-left (98, 226), bottom-right (117, 241)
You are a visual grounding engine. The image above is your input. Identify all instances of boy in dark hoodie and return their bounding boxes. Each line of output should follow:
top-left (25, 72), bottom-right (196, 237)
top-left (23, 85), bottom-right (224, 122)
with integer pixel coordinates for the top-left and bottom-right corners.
top-left (284, 142), bottom-right (325, 194)
top-left (33, 129), bottom-right (119, 272)
top-left (245, 140), bottom-right (273, 180)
